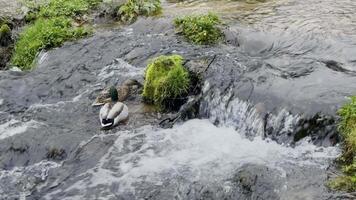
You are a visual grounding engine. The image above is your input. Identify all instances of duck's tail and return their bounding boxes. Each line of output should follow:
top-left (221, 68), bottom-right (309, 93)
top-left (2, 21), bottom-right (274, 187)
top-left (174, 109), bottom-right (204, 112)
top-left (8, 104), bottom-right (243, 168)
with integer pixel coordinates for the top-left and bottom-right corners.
top-left (101, 118), bottom-right (114, 129)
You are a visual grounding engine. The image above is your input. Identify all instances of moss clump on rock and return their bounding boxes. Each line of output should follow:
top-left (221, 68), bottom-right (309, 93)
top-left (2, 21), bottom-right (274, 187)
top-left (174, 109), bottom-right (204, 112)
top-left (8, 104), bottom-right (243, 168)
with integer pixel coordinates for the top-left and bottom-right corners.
top-left (329, 96), bottom-right (356, 192)
top-left (174, 13), bottom-right (223, 45)
top-left (118, 0), bottom-right (162, 23)
top-left (11, 17), bottom-right (90, 70)
top-left (142, 55), bottom-right (190, 110)
top-left (0, 24), bottom-right (12, 46)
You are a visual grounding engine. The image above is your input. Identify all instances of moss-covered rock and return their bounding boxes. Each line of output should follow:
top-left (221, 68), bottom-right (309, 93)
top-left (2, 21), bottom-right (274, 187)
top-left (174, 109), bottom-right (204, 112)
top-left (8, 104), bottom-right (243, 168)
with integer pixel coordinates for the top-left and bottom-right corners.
top-left (329, 96), bottom-right (356, 192)
top-left (0, 24), bottom-right (12, 46)
top-left (142, 55), bottom-right (190, 110)
top-left (118, 0), bottom-right (162, 23)
top-left (174, 13), bottom-right (223, 45)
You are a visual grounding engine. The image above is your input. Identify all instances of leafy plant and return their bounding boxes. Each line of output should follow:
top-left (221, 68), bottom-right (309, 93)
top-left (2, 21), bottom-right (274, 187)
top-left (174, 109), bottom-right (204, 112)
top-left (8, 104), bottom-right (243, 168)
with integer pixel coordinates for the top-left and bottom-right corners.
top-left (174, 13), bottom-right (223, 45)
top-left (118, 0), bottom-right (162, 23)
top-left (142, 55), bottom-right (190, 110)
top-left (11, 17), bottom-right (90, 70)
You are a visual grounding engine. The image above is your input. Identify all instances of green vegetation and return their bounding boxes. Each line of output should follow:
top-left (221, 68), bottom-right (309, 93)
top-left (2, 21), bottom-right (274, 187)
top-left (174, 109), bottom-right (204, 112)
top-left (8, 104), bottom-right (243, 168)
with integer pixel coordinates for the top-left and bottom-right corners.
top-left (174, 13), bottom-right (223, 45)
top-left (12, 0), bottom-right (102, 70)
top-left (23, 0), bottom-right (102, 20)
top-left (38, 0), bottom-right (102, 18)
top-left (12, 17), bottom-right (89, 70)
top-left (118, 0), bottom-right (162, 23)
top-left (0, 24), bottom-right (11, 45)
top-left (142, 55), bottom-right (190, 110)
top-left (329, 96), bottom-right (356, 192)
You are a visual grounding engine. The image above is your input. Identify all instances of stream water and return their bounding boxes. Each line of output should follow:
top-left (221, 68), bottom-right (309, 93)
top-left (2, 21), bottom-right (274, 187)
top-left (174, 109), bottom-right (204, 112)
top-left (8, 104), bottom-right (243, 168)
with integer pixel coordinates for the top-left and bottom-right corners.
top-left (1, 0), bottom-right (356, 199)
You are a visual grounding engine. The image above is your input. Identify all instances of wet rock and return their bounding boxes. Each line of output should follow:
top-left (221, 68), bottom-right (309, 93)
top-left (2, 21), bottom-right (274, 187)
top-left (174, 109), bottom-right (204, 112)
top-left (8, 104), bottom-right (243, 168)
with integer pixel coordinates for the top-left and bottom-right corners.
top-left (232, 164), bottom-right (281, 200)
top-left (0, 46), bottom-right (12, 70)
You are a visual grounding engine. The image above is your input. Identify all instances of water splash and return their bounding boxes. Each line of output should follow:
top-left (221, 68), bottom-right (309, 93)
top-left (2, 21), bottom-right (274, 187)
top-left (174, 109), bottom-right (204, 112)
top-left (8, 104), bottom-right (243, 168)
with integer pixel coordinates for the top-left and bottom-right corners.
top-left (0, 119), bottom-right (41, 140)
top-left (43, 119), bottom-right (339, 199)
top-left (0, 161), bottom-right (60, 200)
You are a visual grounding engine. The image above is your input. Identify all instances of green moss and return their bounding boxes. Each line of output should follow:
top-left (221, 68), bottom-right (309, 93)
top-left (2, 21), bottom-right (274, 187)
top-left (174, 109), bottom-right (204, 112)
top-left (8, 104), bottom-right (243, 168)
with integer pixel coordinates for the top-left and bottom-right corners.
top-left (329, 96), bottom-right (356, 192)
top-left (0, 24), bottom-right (11, 39)
top-left (11, 17), bottom-right (90, 70)
top-left (142, 55), bottom-right (190, 110)
top-left (118, 0), bottom-right (162, 23)
top-left (0, 24), bottom-right (12, 47)
top-left (38, 0), bottom-right (102, 18)
top-left (23, 0), bottom-right (102, 20)
top-left (12, 0), bottom-right (102, 70)
top-left (174, 13), bottom-right (223, 45)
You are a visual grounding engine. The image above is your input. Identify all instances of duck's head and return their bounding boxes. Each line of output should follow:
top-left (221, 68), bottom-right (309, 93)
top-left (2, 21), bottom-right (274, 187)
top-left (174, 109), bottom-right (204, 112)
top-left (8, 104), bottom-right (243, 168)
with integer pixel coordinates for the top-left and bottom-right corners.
top-left (92, 86), bottom-right (119, 106)
top-left (109, 86), bottom-right (119, 102)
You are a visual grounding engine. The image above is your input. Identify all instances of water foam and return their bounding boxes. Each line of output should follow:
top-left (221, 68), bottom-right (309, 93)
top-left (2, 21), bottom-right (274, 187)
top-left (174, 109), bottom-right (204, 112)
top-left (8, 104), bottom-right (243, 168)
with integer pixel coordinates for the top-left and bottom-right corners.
top-left (0, 160), bottom-right (60, 200)
top-left (0, 119), bottom-right (41, 140)
top-left (49, 119), bottom-right (339, 199)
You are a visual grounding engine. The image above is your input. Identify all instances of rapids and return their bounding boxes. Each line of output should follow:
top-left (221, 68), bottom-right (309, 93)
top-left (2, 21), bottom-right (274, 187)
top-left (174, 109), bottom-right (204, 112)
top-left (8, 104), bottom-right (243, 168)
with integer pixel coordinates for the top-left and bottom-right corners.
top-left (1, 0), bottom-right (356, 199)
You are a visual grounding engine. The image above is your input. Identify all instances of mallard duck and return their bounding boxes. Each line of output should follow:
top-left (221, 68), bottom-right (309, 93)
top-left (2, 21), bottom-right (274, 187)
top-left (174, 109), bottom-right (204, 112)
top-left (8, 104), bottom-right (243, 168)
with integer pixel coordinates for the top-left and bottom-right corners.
top-left (99, 87), bottom-right (129, 129)
top-left (92, 79), bottom-right (142, 106)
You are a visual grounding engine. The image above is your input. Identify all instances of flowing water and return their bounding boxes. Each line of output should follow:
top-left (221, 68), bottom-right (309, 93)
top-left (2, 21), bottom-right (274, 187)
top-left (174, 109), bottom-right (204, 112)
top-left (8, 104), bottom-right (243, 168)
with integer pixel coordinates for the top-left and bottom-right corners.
top-left (1, 0), bottom-right (356, 199)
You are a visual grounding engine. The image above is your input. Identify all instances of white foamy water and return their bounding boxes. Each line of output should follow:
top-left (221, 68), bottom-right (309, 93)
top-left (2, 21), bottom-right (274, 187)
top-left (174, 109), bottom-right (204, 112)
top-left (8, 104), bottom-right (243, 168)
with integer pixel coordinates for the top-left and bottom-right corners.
top-left (0, 119), bottom-right (41, 140)
top-left (0, 160), bottom-right (60, 200)
top-left (45, 119), bottom-right (339, 199)
top-left (97, 58), bottom-right (144, 82)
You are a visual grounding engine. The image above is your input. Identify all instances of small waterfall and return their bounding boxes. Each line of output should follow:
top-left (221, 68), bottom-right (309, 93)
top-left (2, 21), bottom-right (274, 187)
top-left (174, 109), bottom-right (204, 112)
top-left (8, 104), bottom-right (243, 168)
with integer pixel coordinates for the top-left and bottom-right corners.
top-left (201, 82), bottom-right (300, 141)
top-left (200, 81), bottom-right (335, 145)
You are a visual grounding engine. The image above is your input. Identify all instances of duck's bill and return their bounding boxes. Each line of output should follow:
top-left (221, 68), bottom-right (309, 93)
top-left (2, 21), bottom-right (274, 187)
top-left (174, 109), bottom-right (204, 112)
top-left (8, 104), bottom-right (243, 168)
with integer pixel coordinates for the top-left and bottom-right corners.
top-left (92, 102), bottom-right (105, 107)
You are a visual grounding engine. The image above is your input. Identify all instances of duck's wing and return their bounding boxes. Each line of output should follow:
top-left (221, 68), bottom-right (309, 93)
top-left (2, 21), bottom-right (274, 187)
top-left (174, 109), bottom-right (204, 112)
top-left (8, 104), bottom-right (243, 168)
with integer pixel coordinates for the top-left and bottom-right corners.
top-left (114, 104), bottom-right (129, 125)
top-left (117, 86), bottom-right (129, 102)
top-left (100, 103), bottom-right (110, 121)
top-left (107, 102), bottom-right (125, 119)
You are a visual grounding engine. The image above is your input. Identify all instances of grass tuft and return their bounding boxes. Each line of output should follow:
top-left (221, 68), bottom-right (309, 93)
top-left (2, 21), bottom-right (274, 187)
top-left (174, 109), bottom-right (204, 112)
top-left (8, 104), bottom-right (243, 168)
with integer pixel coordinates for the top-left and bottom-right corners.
top-left (142, 55), bottom-right (190, 110)
top-left (174, 13), bottom-right (223, 45)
